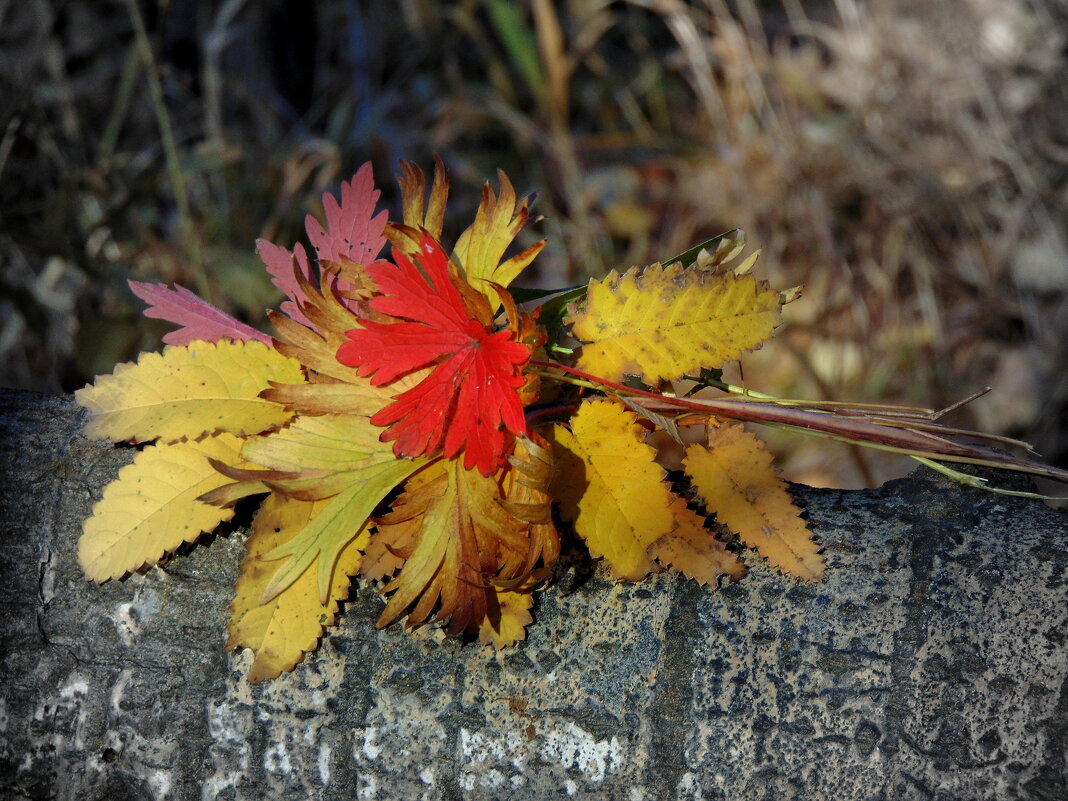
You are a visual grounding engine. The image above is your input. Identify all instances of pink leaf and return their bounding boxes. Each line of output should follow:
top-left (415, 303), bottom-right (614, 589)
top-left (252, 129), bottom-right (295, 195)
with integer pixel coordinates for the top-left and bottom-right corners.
top-left (129, 281), bottom-right (271, 346)
top-left (305, 162), bottom-right (388, 267)
top-left (256, 239), bottom-right (314, 327)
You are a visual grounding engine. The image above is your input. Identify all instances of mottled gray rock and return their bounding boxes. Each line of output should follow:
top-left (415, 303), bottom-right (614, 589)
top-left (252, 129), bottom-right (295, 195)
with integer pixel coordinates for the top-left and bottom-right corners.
top-left (1, 388), bottom-right (1066, 800)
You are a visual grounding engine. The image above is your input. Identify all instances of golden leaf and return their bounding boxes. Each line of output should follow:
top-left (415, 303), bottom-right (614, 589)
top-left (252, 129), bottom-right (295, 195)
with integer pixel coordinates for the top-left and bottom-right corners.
top-left (550, 399), bottom-right (674, 580)
top-left (684, 425), bottom-right (824, 581)
top-left (76, 340), bottom-right (303, 443)
top-left (479, 589), bottom-right (534, 648)
top-left (79, 434), bottom-right (247, 582)
top-left (567, 262), bottom-right (782, 383)
top-left (228, 493), bottom-right (368, 682)
top-left (649, 497), bottom-right (747, 586)
top-left (453, 171), bottom-right (545, 308)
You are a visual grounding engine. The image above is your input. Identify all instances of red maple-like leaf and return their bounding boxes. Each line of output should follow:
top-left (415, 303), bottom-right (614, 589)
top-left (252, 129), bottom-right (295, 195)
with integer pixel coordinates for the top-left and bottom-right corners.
top-left (337, 234), bottom-right (531, 476)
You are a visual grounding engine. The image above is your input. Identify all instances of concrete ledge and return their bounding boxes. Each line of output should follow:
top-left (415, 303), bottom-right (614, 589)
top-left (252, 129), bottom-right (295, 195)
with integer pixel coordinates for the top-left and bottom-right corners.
top-left (1, 388), bottom-right (1066, 800)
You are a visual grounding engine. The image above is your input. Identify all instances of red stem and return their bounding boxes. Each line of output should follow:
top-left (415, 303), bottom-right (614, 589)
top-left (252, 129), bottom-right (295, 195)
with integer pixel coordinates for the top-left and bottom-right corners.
top-left (530, 359), bottom-right (1068, 483)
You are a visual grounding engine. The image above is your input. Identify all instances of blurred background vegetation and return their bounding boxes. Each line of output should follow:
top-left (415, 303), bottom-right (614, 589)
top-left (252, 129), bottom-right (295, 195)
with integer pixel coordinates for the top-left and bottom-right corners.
top-left (2, 0), bottom-right (1066, 488)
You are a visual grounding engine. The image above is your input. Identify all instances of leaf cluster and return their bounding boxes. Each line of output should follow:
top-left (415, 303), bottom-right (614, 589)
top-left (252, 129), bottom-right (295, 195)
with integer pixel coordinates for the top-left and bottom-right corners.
top-left (76, 161), bottom-right (1068, 681)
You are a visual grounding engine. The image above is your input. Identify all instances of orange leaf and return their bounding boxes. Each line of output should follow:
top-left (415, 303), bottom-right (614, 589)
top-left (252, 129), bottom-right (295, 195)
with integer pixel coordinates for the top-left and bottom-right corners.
top-left (371, 449), bottom-right (552, 636)
top-left (387, 157), bottom-right (449, 255)
top-left (372, 459), bottom-right (502, 634)
top-left (499, 434), bottom-right (560, 579)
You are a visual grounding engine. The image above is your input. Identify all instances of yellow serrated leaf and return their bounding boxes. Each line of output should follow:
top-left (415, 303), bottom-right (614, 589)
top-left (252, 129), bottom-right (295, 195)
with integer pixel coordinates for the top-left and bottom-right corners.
top-left (479, 589), bottom-right (534, 648)
top-left (228, 493), bottom-right (369, 683)
top-left (567, 262), bottom-right (782, 383)
top-left (650, 497), bottom-right (747, 586)
top-left (549, 399), bottom-right (674, 580)
top-left (79, 433), bottom-right (246, 582)
top-left (454, 170), bottom-right (545, 308)
top-left (684, 426), bottom-right (824, 581)
top-left (77, 340), bottom-right (303, 443)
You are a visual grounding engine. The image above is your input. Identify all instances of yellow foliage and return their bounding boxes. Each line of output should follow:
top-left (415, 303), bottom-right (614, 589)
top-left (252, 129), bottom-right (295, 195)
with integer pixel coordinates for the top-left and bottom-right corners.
top-left (567, 262), bottom-right (781, 383)
top-left (479, 589), bottom-right (534, 648)
top-left (453, 171), bottom-right (545, 308)
top-left (77, 340), bottom-right (303, 443)
top-left (684, 425), bottom-right (824, 581)
top-left (550, 400), bottom-right (674, 580)
top-left (228, 493), bottom-right (368, 682)
top-left (79, 434), bottom-right (247, 582)
top-left (649, 498), bottom-right (747, 586)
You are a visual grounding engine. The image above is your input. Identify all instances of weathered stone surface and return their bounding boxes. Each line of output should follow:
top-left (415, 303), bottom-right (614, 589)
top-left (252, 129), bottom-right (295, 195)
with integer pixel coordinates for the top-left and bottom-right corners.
top-left (1, 388), bottom-right (1066, 800)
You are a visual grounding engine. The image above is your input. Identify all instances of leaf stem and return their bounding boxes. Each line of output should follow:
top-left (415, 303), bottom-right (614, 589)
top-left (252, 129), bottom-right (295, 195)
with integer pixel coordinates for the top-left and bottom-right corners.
top-left (909, 456), bottom-right (1064, 500)
top-left (530, 359), bottom-right (1068, 485)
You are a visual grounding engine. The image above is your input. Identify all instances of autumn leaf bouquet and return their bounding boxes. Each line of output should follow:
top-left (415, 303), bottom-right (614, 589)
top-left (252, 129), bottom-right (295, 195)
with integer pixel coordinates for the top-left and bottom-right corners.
top-left (76, 161), bottom-right (1068, 681)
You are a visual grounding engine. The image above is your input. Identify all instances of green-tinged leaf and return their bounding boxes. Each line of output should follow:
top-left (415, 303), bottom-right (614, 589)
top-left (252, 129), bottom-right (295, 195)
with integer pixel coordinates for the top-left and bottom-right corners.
top-left (241, 413), bottom-right (407, 500)
top-left (229, 493), bottom-right (369, 682)
top-left (663, 229), bottom-right (745, 270)
top-left (485, 0), bottom-right (545, 98)
top-left (259, 458), bottom-right (425, 604)
top-left (617, 394), bottom-right (684, 444)
top-left (509, 286), bottom-right (577, 304)
top-left (535, 284), bottom-right (588, 343)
